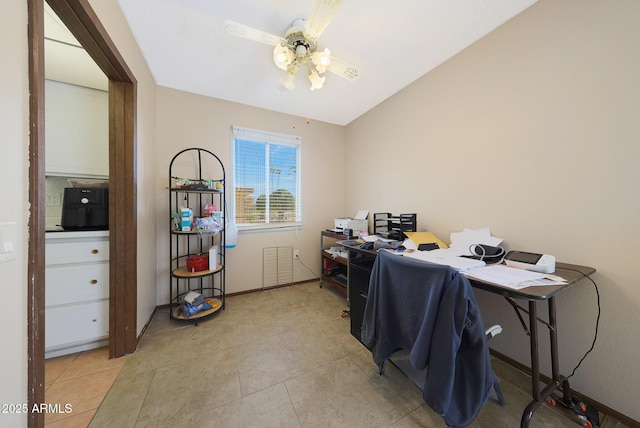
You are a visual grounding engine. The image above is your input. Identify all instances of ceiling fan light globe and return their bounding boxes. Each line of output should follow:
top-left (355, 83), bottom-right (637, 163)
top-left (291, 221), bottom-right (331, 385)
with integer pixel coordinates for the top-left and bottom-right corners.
top-left (308, 70), bottom-right (325, 91)
top-left (311, 48), bottom-right (331, 74)
top-left (273, 44), bottom-right (293, 70)
top-left (280, 70), bottom-right (296, 90)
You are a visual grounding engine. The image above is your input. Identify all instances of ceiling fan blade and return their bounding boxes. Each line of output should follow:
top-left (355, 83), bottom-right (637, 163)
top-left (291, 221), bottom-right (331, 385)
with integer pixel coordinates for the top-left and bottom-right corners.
top-left (304, 0), bottom-right (345, 40)
top-left (327, 55), bottom-right (360, 81)
top-left (222, 19), bottom-right (284, 46)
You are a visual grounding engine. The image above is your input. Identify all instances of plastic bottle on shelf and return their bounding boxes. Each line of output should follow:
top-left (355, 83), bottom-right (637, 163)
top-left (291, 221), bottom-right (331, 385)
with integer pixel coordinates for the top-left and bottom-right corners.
top-left (225, 222), bottom-right (238, 248)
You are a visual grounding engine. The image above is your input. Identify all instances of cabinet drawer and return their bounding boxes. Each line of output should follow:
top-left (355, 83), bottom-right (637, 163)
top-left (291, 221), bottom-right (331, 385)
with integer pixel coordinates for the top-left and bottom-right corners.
top-left (46, 263), bottom-right (109, 307)
top-left (46, 240), bottom-right (109, 265)
top-left (45, 300), bottom-right (109, 350)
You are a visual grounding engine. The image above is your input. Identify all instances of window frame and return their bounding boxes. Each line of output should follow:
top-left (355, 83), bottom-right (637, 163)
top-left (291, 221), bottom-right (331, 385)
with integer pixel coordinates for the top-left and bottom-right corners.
top-left (231, 126), bottom-right (302, 231)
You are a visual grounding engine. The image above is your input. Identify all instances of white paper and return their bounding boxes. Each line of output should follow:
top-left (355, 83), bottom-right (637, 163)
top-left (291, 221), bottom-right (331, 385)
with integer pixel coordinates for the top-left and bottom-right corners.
top-left (404, 249), bottom-right (486, 272)
top-left (402, 238), bottom-right (418, 250)
top-left (448, 227), bottom-right (503, 256)
top-left (463, 264), bottom-right (567, 289)
top-left (362, 235), bottom-right (394, 243)
top-left (354, 210), bottom-right (369, 220)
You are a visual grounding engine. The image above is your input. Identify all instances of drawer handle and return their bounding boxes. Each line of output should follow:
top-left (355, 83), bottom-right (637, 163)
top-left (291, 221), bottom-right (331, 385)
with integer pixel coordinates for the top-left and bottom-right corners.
top-left (91, 249), bottom-right (99, 254)
top-left (90, 279), bottom-right (98, 285)
top-left (92, 319), bottom-right (97, 322)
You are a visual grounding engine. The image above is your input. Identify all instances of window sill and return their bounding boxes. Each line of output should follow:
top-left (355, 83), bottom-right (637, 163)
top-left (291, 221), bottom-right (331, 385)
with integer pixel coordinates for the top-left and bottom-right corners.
top-left (237, 223), bottom-right (302, 232)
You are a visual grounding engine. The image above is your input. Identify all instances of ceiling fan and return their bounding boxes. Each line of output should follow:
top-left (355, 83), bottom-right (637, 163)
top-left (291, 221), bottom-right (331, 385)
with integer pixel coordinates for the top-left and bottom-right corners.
top-left (222, 0), bottom-right (360, 91)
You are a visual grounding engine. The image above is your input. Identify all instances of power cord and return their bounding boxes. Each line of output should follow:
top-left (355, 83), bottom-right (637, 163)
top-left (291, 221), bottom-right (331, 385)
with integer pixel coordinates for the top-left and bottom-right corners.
top-left (468, 244), bottom-right (506, 263)
top-left (556, 267), bottom-right (601, 380)
top-left (298, 254), bottom-right (350, 318)
top-left (296, 255), bottom-right (320, 280)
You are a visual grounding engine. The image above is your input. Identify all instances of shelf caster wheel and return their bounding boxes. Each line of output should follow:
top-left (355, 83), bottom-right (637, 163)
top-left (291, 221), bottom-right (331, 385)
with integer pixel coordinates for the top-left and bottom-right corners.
top-left (577, 415), bottom-right (592, 428)
top-left (578, 402), bottom-right (587, 413)
top-left (546, 396), bottom-right (557, 407)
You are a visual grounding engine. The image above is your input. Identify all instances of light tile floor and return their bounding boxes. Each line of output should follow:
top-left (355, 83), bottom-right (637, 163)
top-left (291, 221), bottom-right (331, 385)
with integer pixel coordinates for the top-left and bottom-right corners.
top-left (44, 346), bottom-right (126, 427)
top-left (48, 282), bottom-right (627, 427)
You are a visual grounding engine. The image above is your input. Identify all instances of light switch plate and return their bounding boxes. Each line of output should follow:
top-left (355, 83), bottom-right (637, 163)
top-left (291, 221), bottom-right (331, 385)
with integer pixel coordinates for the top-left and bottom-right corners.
top-left (0, 222), bottom-right (18, 264)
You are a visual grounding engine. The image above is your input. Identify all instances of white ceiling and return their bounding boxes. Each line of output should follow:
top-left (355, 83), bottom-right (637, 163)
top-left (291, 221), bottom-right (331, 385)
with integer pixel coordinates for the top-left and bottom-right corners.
top-left (116, 0), bottom-right (538, 125)
top-left (49, 1), bottom-right (539, 126)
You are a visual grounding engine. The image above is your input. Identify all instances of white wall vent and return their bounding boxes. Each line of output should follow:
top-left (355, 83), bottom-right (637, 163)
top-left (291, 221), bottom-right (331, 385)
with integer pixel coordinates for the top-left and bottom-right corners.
top-left (262, 246), bottom-right (293, 288)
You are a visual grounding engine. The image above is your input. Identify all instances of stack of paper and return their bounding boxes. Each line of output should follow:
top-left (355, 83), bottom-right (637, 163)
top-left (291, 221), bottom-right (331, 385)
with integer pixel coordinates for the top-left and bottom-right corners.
top-left (403, 249), bottom-right (486, 272)
top-left (463, 264), bottom-right (567, 290)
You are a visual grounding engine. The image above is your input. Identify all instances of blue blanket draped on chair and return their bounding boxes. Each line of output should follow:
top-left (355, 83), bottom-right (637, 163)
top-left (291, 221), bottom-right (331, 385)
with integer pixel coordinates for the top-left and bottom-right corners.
top-left (361, 250), bottom-right (495, 427)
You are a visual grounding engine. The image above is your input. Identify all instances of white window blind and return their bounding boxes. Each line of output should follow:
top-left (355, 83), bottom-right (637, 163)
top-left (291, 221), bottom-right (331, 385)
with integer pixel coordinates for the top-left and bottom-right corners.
top-left (232, 126), bottom-right (301, 229)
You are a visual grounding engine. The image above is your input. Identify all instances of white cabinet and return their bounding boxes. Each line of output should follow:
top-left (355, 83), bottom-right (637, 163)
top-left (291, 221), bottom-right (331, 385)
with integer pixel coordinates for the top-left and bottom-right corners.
top-left (45, 79), bottom-right (109, 177)
top-left (45, 231), bottom-right (109, 358)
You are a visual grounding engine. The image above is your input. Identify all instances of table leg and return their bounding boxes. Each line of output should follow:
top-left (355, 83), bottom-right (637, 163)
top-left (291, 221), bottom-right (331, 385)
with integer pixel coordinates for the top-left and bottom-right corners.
top-left (550, 297), bottom-right (574, 404)
top-left (549, 297), bottom-right (561, 383)
top-left (520, 300), bottom-right (540, 427)
top-left (521, 298), bottom-right (566, 427)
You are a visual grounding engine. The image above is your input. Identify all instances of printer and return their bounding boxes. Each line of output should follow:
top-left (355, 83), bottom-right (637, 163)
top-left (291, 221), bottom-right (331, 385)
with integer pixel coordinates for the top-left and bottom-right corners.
top-left (334, 210), bottom-right (369, 235)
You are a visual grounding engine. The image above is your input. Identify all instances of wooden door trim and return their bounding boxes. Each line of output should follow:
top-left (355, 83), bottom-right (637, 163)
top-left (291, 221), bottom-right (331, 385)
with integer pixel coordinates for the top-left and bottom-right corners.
top-left (27, 2), bottom-right (46, 427)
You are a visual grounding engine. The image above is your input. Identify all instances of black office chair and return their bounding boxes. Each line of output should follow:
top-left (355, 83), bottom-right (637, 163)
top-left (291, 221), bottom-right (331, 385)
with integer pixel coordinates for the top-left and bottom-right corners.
top-left (361, 250), bottom-right (505, 427)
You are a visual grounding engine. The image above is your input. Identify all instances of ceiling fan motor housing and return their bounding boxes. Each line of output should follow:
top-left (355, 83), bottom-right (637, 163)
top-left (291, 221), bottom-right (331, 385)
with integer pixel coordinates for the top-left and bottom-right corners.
top-left (285, 18), bottom-right (317, 60)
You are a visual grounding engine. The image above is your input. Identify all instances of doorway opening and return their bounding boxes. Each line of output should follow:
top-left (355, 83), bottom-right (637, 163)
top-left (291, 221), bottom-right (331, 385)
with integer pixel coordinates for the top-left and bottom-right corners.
top-left (28, 0), bottom-right (138, 425)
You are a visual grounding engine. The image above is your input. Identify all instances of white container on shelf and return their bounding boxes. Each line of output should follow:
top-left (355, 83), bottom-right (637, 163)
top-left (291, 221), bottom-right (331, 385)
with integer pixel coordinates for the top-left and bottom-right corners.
top-left (209, 245), bottom-right (218, 269)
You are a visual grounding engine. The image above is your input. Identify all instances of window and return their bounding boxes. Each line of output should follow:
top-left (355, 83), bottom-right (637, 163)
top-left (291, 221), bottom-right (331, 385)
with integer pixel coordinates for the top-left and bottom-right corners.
top-left (232, 126), bottom-right (301, 229)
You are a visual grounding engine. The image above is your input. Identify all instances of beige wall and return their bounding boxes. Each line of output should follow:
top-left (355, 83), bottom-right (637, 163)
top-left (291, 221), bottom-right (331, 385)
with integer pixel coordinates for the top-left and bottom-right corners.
top-left (345, 0), bottom-right (640, 420)
top-left (0, 1), bottom-right (29, 425)
top-left (155, 87), bottom-right (345, 302)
